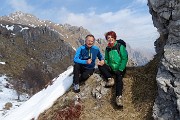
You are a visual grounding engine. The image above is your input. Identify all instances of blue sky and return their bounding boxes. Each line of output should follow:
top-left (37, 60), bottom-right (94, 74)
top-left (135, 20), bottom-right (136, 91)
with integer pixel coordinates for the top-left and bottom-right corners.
top-left (0, 0), bottom-right (159, 51)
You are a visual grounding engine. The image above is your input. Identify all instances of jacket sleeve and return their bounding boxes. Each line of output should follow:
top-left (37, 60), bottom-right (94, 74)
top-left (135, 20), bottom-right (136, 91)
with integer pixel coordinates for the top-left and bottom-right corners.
top-left (119, 45), bottom-right (128, 71)
top-left (73, 47), bottom-right (87, 64)
top-left (97, 48), bottom-right (104, 61)
top-left (104, 49), bottom-right (109, 65)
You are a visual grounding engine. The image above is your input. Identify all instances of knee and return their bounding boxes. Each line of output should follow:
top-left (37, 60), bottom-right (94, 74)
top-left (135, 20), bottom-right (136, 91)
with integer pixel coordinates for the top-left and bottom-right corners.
top-left (98, 65), bottom-right (101, 69)
top-left (81, 73), bottom-right (91, 80)
top-left (74, 63), bottom-right (81, 69)
top-left (98, 64), bottom-right (103, 70)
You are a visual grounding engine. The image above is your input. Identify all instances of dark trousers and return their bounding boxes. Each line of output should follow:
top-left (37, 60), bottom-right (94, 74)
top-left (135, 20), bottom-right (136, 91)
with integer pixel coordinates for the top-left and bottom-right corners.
top-left (98, 64), bottom-right (126, 96)
top-left (73, 63), bottom-right (94, 85)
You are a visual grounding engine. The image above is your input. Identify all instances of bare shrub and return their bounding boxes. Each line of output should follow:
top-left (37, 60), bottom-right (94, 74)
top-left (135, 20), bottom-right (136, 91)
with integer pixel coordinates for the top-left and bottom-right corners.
top-left (53, 102), bottom-right (82, 120)
top-left (4, 102), bottom-right (13, 110)
top-left (21, 63), bottom-right (51, 95)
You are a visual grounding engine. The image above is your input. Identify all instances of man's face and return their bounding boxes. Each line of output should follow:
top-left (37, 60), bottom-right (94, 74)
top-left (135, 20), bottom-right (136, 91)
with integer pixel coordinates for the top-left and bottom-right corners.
top-left (85, 36), bottom-right (94, 48)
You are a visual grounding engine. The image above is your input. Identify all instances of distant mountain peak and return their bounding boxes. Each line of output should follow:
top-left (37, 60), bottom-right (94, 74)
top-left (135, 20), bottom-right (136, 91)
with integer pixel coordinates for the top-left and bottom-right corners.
top-left (1, 11), bottom-right (42, 26)
top-left (9, 11), bottom-right (31, 17)
top-left (0, 11), bottom-right (91, 49)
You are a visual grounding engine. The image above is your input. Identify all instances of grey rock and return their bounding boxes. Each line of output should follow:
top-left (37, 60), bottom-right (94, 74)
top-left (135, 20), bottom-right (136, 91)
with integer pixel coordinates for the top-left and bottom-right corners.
top-left (148, 0), bottom-right (180, 119)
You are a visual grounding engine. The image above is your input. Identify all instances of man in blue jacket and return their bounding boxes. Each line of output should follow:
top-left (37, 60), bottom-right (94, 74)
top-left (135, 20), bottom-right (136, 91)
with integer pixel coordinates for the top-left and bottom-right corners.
top-left (73, 34), bottom-right (104, 93)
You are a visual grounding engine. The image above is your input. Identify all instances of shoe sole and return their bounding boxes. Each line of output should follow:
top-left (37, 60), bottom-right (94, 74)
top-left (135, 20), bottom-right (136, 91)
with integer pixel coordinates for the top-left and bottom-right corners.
top-left (116, 104), bottom-right (123, 109)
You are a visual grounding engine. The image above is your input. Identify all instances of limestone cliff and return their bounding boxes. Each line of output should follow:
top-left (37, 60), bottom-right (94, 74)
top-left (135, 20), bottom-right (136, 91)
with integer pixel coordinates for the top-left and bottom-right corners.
top-left (148, 0), bottom-right (180, 119)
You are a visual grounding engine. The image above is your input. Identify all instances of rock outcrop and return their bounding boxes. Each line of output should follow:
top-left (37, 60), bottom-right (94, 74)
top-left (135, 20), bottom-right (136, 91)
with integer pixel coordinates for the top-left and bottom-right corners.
top-left (148, 0), bottom-right (180, 119)
top-left (0, 11), bottom-right (91, 49)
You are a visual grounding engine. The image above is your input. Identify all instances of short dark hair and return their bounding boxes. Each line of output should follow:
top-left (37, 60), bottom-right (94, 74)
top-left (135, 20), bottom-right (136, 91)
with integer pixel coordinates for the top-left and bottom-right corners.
top-left (105, 31), bottom-right (117, 40)
top-left (85, 34), bottom-right (95, 41)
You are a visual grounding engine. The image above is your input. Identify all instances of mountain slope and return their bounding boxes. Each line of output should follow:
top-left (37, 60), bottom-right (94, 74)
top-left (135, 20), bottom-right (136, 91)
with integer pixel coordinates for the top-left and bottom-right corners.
top-left (0, 11), bottom-right (91, 49)
top-left (0, 11), bottom-right (159, 120)
top-left (0, 11), bottom-right (155, 67)
top-left (37, 54), bottom-right (159, 120)
top-left (0, 67), bottom-right (73, 120)
top-left (1, 54), bottom-right (158, 120)
top-left (0, 20), bottom-right (75, 95)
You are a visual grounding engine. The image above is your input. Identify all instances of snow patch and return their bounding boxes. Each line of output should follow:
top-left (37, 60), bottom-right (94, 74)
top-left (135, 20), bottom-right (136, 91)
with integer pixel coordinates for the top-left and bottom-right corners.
top-left (6, 25), bottom-right (14, 31)
top-left (0, 66), bottom-right (73, 120)
top-left (0, 76), bottom-right (29, 117)
top-left (0, 62), bottom-right (5, 65)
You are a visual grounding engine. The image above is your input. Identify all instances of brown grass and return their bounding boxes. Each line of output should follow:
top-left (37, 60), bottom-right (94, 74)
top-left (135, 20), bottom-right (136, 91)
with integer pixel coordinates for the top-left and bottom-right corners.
top-left (37, 54), bottom-right (160, 120)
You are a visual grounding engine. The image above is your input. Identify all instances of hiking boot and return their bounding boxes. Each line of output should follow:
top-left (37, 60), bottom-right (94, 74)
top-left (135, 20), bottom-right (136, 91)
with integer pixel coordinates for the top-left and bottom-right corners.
top-left (73, 84), bottom-right (80, 93)
top-left (105, 78), bottom-right (115, 87)
top-left (116, 96), bottom-right (123, 107)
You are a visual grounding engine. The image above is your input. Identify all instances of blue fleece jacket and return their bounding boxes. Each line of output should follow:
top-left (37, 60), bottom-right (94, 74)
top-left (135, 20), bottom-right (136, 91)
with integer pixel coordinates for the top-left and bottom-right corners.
top-left (74, 44), bottom-right (104, 69)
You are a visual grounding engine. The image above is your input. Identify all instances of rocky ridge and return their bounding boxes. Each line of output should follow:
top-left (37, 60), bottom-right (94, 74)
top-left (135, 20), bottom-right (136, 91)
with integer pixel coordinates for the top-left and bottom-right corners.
top-left (0, 11), bottom-right (91, 49)
top-left (148, 0), bottom-right (180, 119)
top-left (0, 20), bottom-right (75, 95)
top-left (0, 11), bottom-right (154, 67)
top-left (37, 56), bottom-right (159, 120)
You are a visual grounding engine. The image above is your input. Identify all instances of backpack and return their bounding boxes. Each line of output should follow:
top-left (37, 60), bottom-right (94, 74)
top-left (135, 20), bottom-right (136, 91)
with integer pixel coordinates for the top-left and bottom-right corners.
top-left (106, 39), bottom-right (128, 57)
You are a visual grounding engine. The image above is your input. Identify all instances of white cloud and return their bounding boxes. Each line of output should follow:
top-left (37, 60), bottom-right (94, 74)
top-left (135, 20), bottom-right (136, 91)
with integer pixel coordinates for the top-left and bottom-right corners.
top-left (8, 0), bottom-right (34, 12)
top-left (136, 0), bottom-right (147, 4)
top-left (3, 0), bottom-right (158, 51)
top-left (58, 7), bottom-right (158, 50)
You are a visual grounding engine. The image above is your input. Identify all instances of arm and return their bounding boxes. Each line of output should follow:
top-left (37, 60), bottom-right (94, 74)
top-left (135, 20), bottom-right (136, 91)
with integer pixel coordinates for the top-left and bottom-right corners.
top-left (118, 45), bottom-right (128, 71)
top-left (74, 47), bottom-right (87, 64)
top-left (97, 48), bottom-right (104, 61)
top-left (97, 48), bottom-right (105, 66)
top-left (104, 49), bottom-right (109, 65)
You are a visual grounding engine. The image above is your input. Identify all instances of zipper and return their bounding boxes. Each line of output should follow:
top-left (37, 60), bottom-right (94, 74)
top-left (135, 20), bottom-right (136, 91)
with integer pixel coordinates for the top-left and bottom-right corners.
top-left (88, 49), bottom-right (92, 59)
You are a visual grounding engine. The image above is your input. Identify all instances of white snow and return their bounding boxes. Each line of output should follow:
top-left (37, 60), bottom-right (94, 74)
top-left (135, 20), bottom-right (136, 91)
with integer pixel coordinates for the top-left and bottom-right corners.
top-left (20, 27), bottom-right (29, 32)
top-left (31, 24), bottom-right (36, 27)
top-left (6, 25), bottom-right (14, 31)
top-left (0, 75), bottom-right (29, 117)
top-left (0, 66), bottom-right (74, 120)
top-left (0, 62), bottom-right (5, 64)
top-left (72, 46), bottom-right (76, 51)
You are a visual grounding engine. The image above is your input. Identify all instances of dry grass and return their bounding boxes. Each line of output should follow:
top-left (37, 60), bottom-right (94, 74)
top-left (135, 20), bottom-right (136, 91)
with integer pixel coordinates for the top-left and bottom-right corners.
top-left (38, 55), bottom-right (160, 120)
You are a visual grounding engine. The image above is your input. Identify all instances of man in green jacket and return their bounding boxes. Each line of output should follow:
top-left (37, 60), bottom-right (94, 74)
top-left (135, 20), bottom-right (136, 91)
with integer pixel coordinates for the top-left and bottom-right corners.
top-left (98, 31), bottom-right (128, 107)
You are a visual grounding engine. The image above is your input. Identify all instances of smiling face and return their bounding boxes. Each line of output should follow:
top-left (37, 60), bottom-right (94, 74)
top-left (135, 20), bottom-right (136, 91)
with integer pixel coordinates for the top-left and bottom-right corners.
top-left (85, 36), bottom-right (94, 48)
top-left (107, 35), bottom-right (116, 44)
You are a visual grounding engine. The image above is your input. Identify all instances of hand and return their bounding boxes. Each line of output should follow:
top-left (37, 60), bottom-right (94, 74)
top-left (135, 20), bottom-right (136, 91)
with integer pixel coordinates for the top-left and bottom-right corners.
top-left (115, 70), bottom-right (123, 75)
top-left (87, 59), bottom-right (92, 64)
top-left (97, 60), bottom-right (104, 66)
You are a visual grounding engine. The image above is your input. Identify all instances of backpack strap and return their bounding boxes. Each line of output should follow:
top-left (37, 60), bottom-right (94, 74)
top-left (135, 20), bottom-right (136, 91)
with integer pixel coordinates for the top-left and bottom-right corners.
top-left (116, 42), bottom-right (121, 55)
top-left (117, 39), bottom-right (126, 47)
top-left (106, 43), bottom-right (121, 56)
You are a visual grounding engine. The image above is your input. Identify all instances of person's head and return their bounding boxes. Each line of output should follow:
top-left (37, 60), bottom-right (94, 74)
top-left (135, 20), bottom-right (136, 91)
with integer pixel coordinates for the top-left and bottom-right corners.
top-left (85, 34), bottom-right (95, 48)
top-left (105, 31), bottom-right (117, 43)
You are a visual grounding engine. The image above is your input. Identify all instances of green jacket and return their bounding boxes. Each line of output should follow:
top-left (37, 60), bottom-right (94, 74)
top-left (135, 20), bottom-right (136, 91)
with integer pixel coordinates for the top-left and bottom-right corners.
top-left (105, 41), bottom-right (128, 72)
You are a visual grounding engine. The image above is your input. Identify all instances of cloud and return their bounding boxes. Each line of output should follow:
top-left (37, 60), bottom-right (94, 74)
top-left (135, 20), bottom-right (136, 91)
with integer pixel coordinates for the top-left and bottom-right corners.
top-left (57, 7), bottom-right (158, 50)
top-left (2, 0), bottom-right (158, 50)
top-left (135, 0), bottom-right (147, 4)
top-left (8, 0), bottom-right (34, 12)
